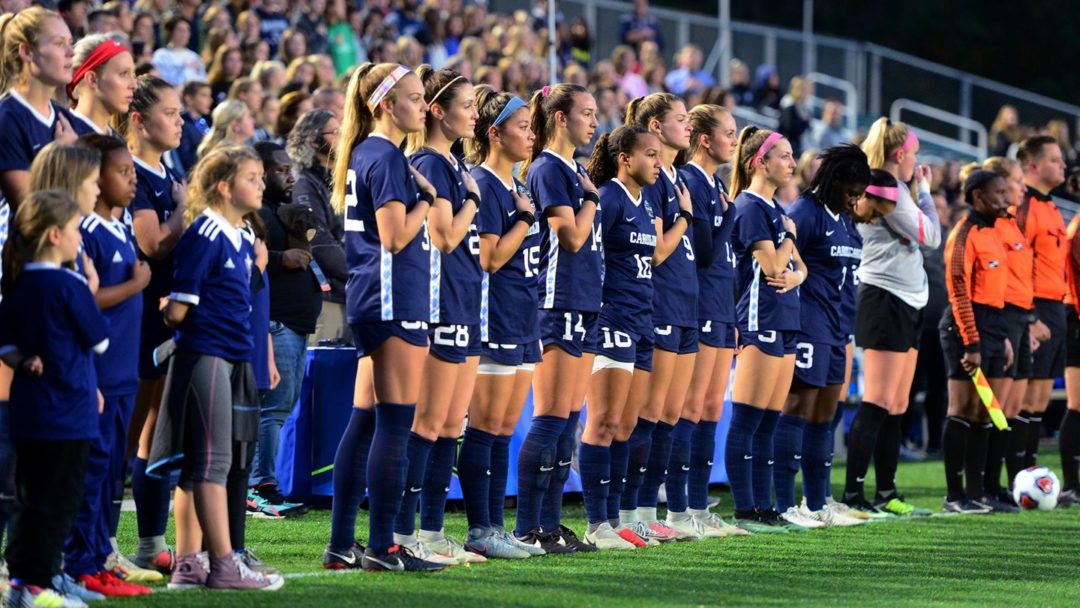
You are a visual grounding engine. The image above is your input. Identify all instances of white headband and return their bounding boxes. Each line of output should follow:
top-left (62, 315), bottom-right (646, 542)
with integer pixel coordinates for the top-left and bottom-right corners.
top-left (367, 65), bottom-right (411, 112)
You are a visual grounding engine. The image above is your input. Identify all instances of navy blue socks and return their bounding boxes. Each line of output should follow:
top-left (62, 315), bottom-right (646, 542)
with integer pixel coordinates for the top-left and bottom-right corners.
top-left (725, 402), bottom-right (765, 512)
top-left (801, 421), bottom-right (832, 512)
top-left (772, 414), bottom-right (806, 513)
top-left (458, 426), bottom-right (495, 529)
top-left (132, 456), bottom-right (170, 540)
top-left (419, 437), bottom-right (457, 533)
top-left (621, 419), bottom-right (655, 511)
top-left (665, 418), bottom-right (696, 513)
top-left (638, 420), bottom-right (673, 509)
top-left (514, 415), bottom-right (565, 536)
top-left (607, 440), bottom-right (629, 524)
top-left (751, 409), bottom-right (780, 511)
top-left (578, 442), bottom-right (610, 525)
top-left (489, 435), bottom-right (511, 528)
top-left (688, 420), bottom-right (717, 511)
top-left (540, 411), bottom-right (579, 532)
top-left (329, 408), bottom-right (375, 550)
top-left (394, 432), bottom-right (433, 537)
top-left (367, 403), bottom-right (415, 553)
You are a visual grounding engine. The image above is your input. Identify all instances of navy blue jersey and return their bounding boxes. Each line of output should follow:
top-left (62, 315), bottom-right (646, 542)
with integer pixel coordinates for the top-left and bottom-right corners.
top-left (0, 92), bottom-right (67, 175)
top-left (472, 165), bottom-right (541, 344)
top-left (251, 268), bottom-right (271, 390)
top-left (410, 149), bottom-right (482, 325)
top-left (732, 191), bottom-right (800, 332)
top-left (526, 151), bottom-right (603, 312)
top-left (648, 166), bottom-right (698, 327)
top-left (68, 109), bottom-right (120, 137)
top-left (131, 156), bottom-right (181, 306)
top-left (81, 213), bottom-right (142, 395)
top-left (170, 210), bottom-right (255, 362)
top-left (343, 135), bottom-right (431, 323)
top-left (840, 215), bottom-right (862, 337)
top-left (681, 163), bottom-right (736, 324)
top-left (788, 193), bottom-right (860, 346)
top-left (0, 264), bottom-right (108, 441)
top-left (598, 179), bottom-right (657, 337)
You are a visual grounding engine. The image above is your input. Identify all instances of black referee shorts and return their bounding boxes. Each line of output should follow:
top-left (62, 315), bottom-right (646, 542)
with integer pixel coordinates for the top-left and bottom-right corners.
top-left (855, 284), bottom-right (923, 352)
top-left (1032, 298), bottom-right (1066, 379)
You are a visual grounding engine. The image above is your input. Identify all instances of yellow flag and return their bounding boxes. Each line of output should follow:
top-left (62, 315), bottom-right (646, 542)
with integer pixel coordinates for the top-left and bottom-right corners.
top-left (970, 367), bottom-right (1009, 430)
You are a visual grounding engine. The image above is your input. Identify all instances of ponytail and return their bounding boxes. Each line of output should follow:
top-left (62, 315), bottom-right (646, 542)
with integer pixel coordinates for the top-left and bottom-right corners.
top-left (519, 83), bottom-right (588, 181)
top-left (729, 126), bottom-right (778, 197)
top-left (624, 92), bottom-right (679, 129)
top-left (404, 64), bottom-right (469, 156)
top-left (0, 7), bottom-right (62, 95)
top-left (861, 117), bottom-right (910, 169)
top-left (465, 84), bottom-right (514, 166)
top-left (332, 62), bottom-right (402, 213)
top-left (1, 190), bottom-right (80, 298)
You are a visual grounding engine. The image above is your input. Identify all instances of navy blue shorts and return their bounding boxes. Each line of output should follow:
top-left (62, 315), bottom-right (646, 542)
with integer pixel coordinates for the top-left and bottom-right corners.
top-left (653, 324), bottom-right (699, 354)
top-left (539, 309), bottom-right (598, 358)
top-left (592, 323), bottom-right (655, 372)
top-left (350, 320), bottom-right (430, 358)
top-left (740, 329), bottom-right (797, 357)
top-left (793, 341), bottom-right (847, 388)
top-left (699, 319), bottom-right (737, 349)
top-left (429, 323), bottom-right (481, 363)
top-left (477, 339), bottom-right (543, 366)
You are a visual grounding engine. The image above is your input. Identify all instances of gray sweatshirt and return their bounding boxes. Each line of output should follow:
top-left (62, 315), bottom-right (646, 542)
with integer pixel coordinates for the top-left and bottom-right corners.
top-left (856, 182), bottom-right (941, 309)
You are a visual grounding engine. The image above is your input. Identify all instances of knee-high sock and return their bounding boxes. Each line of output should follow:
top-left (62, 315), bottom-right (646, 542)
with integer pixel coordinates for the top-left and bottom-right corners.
top-left (607, 440), bottom-right (629, 523)
top-left (393, 432), bottom-right (433, 537)
top-left (687, 420), bottom-right (717, 511)
top-left (621, 419), bottom-right (655, 512)
top-left (419, 437), bottom-right (458, 533)
top-left (751, 410), bottom-right (780, 511)
top-left (943, 416), bottom-right (971, 502)
top-left (489, 435), bottom-right (511, 529)
top-left (1059, 410), bottom-right (1080, 492)
top-left (984, 425), bottom-right (1007, 494)
top-left (329, 408), bottom-right (375, 550)
top-left (772, 414), bottom-right (806, 513)
top-left (1005, 415), bottom-right (1028, 486)
top-left (540, 411), bottom-right (579, 532)
top-left (842, 402), bottom-right (888, 502)
top-left (227, 442), bottom-right (255, 551)
top-left (1025, 413), bottom-right (1042, 468)
top-left (874, 414), bottom-right (903, 500)
top-left (664, 419), bottom-right (696, 513)
top-left (825, 402), bottom-right (844, 499)
top-left (458, 427), bottom-right (495, 530)
top-left (131, 456), bottom-right (171, 548)
top-left (801, 421), bottom-right (832, 511)
top-left (578, 442), bottom-right (611, 525)
top-left (514, 416), bottom-right (565, 536)
top-left (367, 403), bottom-right (415, 553)
top-left (638, 421), bottom-right (674, 510)
top-left (725, 403), bottom-right (765, 513)
top-left (965, 422), bottom-right (990, 499)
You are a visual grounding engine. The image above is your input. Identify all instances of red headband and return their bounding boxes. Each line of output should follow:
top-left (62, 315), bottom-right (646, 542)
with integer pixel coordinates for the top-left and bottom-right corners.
top-left (864, 185), bottom-right (898, 202)
top-left (67, 39), bottom-right (128, 101)
top-left (753, 132), bottom-right (784, 166)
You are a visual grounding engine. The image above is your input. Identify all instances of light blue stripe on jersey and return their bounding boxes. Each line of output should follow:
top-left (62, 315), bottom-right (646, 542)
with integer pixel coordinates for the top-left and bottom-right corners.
top-left (380, 245), bottom-right (393, 321)
top-left (749, 259), bottom-right (761, 332)
top-left (543, 225), bottom-right (559, 309)
top-left (429, 245), bottom-right (442, 324)
top-left (480, 272), bottom-right (490, 342)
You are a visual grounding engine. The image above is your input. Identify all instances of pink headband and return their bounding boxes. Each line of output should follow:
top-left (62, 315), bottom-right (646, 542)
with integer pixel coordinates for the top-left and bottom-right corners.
top-left (900, 128), bottom-right (918, 152)
top-left (753, 132), bottom-right (784, 165)
top-left (864, 185), bottom-right (898, 202)
top-left (67, 39), bottom-right (128, 101)
top-left (367, 65), bottom-right (411, 112)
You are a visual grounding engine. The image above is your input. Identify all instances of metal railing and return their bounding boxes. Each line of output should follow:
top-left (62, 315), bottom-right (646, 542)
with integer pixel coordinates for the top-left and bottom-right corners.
top-left (890, 99), bottom-right (988, 161)
top-left (806, 72), bottom-right (857, 132)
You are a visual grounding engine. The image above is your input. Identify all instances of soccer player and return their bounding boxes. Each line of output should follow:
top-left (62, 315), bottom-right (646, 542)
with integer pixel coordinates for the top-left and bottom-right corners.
top-left (147, 145), bottom-right (282, 590)
top-left (461, 86), bottom-right (545, 558)
top-left (67, 34), bottom-right (135, 137)
top-left (624, 93), bottom-right (701, 541)
top-left (328, 63), bottom-right (444, 572)
top-left (844, 118), bottom-right (940, 517)
top-left (514, 83), bottom-right (601, 553)
top-left (939, 171), bottom-right (1011, 514)
top-left (780, 145), bottom-right (873, 527)
top-left (1014, 136), bottom-right (1068, 470)
top-left (580, 124), bottom-right (662, 550)
top-left (0, 191), bottom-right (108, 607)
top-left (726, 127), bottom-right (805, 533)
top-left (395, 66), bottom-right (486, 566)
top-left (120, 75), bottom-right (187, 574)
top-left (679, 104), bottom-right (748, 537)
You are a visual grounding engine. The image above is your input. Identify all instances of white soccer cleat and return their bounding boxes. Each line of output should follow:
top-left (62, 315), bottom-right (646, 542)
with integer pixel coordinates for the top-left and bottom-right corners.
top-left (583, 522), bottom-right (637, 550)
top-left (692, 510), bottom-right (751, 537)
top-left (664, 511), bottom-right (704, 540)
top-left (780, 506), bottom-right (826, 529)
top-left (419, 530), bottom-right (487, 564)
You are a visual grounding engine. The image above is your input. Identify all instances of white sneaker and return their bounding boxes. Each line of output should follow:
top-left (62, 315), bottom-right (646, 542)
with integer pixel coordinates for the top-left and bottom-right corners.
top-left (825, 496), bottom-right (871, 520)
top-left (692, 510), bottom-right (750, 537)
top-left (664, 511), bottom-right (704, 540)
top-left (395, 534), bottom-right (459, 566)
top-left (781, 505), bottom-right (826, 529)
top-left (583, 522), bottom-right (636, 550)
top-left (624, 520), bottom-right (661, 546)
top-left (804, 498), bottom-right (866, 527)
top-left (418, 530), bottom-right (487, 564)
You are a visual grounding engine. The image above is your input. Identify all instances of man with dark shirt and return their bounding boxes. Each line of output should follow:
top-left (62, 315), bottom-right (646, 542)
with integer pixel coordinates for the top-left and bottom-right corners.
top-left (618, 0), bottom-right (664, 53)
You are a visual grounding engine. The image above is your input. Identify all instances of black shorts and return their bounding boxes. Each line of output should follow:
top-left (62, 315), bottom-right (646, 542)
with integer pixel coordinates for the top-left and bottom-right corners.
top-left (1066, 307), bottom-right (1080, 368)
top-left (1032, 298), bottom-right (1067, 379)
top-left (855, 284), bottom-right (923, 352)
top-left (939, 305), bottom-right (1008, 380)
top-left (1004, 305), bottom-right (1033, 379)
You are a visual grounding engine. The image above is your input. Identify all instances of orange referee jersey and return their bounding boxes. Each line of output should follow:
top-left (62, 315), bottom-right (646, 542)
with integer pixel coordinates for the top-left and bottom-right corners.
top-left (945, 210), bottom-right (1008, 348)
top-left (995, 215), bottom-right (1034, 310)
top-left (1015, 186), bottom-right (1067, 302)
top-left (1065, 214), bottom-right (1080, 314)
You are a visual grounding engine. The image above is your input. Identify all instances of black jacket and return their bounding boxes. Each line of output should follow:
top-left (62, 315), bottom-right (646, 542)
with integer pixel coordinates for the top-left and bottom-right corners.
top-left (259, 194), bottom-right (322, 334)
top-left (293, 165), bottom-right (347, 304)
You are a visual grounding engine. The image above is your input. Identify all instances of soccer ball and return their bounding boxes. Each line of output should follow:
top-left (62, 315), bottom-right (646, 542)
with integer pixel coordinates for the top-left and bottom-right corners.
top-left (1012, 466), bottom-right (1060, 511)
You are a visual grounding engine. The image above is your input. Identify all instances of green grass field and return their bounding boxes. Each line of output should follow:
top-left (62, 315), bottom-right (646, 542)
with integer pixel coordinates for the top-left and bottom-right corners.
top-left (115, 454), bottom-right (1080, 607)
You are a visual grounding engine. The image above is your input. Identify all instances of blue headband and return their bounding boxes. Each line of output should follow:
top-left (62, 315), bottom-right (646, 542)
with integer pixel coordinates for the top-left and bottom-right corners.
top-left (492, 96), bottom-right (527, 128)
